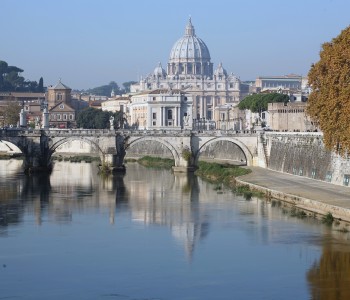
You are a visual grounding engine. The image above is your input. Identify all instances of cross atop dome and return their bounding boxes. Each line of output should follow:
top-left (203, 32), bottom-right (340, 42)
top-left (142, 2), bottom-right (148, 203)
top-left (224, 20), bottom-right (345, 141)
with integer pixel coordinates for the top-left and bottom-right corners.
top-left (185, 17), bottom-right (195, 36)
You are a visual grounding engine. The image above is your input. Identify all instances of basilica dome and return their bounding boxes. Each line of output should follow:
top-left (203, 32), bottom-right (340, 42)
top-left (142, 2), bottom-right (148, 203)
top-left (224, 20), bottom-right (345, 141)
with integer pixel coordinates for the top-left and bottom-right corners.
top-left (154, 62), bottom-right (167, 78)
top-left (167, 18), bottom-right (213, 77)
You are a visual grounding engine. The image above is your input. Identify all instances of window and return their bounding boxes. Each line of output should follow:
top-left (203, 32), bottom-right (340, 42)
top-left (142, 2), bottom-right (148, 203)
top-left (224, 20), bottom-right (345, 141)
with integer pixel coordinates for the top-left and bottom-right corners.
top-left (58, 114), bottom-right (61, 120)
top-left (153, 97), bottom-right (156, 101)
top-left (153, 121), bottom-right (156, 126)
top-left (59, 104), bottom-right (64, 109)
top-left (167, 110), bottom-right (173, 120)
top-left (311, 168), bottom-right (316, 179)
top-left (344, 175), bottom-right (350, 186)
top-left (63, 114), bottom-right (67, 120)
top-left (152, 112), bottom-right (156, 119)
top-left (230, 83), bottom-right (234, 88)
top-left (69, 114), bottom-right (73, 120)
top-left (326, 171), bottom-right (332, 182)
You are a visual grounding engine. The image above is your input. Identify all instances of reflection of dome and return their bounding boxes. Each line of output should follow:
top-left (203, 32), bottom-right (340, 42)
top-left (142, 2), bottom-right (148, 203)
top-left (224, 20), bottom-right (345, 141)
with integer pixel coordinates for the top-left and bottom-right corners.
top-left (154, 62), bottom-right (167, 78)
top-left (214, 62), bottom-right (228, 77)
top-left (167, 18), bottom-right (213, 77)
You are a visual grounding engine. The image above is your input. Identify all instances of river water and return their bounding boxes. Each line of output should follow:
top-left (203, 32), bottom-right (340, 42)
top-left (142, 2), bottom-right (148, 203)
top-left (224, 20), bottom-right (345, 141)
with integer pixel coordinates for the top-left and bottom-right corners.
top-left (0, 160), bottom-right (350, 300)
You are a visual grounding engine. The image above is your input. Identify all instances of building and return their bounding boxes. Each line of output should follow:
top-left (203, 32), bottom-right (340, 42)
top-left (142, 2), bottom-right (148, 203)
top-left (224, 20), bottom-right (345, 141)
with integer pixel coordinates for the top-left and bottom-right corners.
top-left (101, 96), bottom-right (130, 113)
top-left (255, 74), bottom-right (303, 92)
top-left (131, 18), bottom-right (244, 122)
top-left (129, 89), bottom-right (193, 130)
top-left (267, 102), bottom-right (317, 132)
top-left (46, 80), bottom-right (72, 109)
top-left (49, 101), bottom-right (76, 128)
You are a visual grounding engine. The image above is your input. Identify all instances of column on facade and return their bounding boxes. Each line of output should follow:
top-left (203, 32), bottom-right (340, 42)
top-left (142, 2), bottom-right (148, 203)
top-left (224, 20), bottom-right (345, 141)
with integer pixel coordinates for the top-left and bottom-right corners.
top-left (147, 107), bottom-right (152, 129)
top-left (202, 96), bottom-right (207, 119)
top-left (175, 106), bottom-right (179, 127)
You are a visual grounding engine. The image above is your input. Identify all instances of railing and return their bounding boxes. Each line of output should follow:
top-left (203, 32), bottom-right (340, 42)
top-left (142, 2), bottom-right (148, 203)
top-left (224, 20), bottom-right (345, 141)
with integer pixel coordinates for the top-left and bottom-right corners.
top-left (0, 127), bottom-right (260, 137)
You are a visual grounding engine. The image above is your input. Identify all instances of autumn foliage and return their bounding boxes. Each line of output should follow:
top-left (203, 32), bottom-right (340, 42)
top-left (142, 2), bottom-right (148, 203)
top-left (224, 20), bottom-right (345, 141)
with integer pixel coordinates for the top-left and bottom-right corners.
top-left (307, 26), bottom-right (350, 155)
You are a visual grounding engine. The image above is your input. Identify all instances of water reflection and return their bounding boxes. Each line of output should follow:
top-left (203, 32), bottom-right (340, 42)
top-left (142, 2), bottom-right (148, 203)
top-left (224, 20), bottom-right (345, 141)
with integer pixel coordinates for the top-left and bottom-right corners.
top-left (1, 160), bottom-right (350, 299)
top-left (307, 242), bottom-right (350, 299)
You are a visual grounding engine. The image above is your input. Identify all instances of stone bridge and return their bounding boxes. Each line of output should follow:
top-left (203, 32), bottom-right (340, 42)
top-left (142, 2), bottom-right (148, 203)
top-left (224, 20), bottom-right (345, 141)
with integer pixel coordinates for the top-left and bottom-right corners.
top-left (0, 128), bottom-right (266, 173)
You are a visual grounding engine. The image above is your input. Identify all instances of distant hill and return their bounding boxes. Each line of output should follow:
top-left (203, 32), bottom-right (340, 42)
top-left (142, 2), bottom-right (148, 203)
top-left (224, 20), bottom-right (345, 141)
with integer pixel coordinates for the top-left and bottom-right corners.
top-left (81, 80), bottom-right (137, 97)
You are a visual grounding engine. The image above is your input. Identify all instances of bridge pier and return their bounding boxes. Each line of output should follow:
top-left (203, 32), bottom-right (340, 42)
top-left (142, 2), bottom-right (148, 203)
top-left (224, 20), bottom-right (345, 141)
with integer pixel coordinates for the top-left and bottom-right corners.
top-left (22, 134), bottom-right (52, 174)
top-left (100, 134), bottom-right (126, 173)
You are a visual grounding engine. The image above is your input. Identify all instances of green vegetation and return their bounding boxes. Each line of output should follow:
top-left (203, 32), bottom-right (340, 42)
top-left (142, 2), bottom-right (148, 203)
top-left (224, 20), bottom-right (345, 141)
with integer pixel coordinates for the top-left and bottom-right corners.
top-left (85, 81), bottom-right (120, 97)
top-left (322, 212), bottom-right (335, 225)
top-left (238, 93), bottom-right (289, 112)
top-left (0, 60), bottom-right (44, 92)
top-left (181, 148), bottom-right (192, 163)
top-left (76, 107), bottom-right (126, 129)
top-left (1, 100), bottom-right (21, 126)
top-left (0, 153), bottom-right (23, 160)
top-left (52, 155), bottom-right (101, 163)
top-left (138, 156), bottom-right (174, 169)
top-left (307, 26), bottom-right (350, 155)
top-left (195, 161), bottom-right (251, 184)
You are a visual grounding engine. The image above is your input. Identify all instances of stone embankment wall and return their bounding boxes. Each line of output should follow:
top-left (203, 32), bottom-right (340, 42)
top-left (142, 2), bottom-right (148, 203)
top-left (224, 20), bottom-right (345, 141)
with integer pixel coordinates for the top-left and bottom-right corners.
top-left (125, 140), bottom-right (173, 159)
top-left (266, 132), bottom-right (350, 186)
top-left (199, 140), bottom-right (246, 163)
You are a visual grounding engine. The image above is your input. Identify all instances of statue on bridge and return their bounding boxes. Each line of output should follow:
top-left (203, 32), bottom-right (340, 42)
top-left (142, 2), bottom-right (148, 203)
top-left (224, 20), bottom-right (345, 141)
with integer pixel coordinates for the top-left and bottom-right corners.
top-left (109, 116), bottom-right (114, 130)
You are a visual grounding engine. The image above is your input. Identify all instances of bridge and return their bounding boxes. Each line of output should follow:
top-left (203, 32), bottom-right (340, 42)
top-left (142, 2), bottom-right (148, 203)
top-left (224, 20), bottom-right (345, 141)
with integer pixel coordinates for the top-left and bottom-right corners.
top-left (0, 128), bottom-right (266, 173)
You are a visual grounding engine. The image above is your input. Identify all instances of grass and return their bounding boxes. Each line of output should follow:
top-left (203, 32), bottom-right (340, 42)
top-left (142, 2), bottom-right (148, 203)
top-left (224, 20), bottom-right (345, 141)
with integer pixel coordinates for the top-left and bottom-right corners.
top-left (52, 155), bottom-right (101, 163)
top-left (322, 212), bottom-right (335, 226)
top-left (0, 153), bottom-right (23, 160)
top-left (195, 161), bottom-right (251, 185)
top-left (137, 156), bottom-right (174, 169)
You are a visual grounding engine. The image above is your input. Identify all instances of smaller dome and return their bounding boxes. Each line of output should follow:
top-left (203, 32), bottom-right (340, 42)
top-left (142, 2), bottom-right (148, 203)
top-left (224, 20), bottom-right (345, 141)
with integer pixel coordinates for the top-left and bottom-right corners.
top-left (154, 62), bottom-right (167, 77)
top-left (214, 63), bottom-right (227, 77)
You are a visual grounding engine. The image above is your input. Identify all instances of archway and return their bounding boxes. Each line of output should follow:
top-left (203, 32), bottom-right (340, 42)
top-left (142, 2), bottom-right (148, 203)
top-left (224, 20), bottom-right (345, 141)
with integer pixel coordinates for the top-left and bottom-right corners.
top-left (125, 137), bottom-right (180, 166)
top-left (195, 137), bottom-right (253, 166)
top-left (49, 137), bottom-right (105, 163)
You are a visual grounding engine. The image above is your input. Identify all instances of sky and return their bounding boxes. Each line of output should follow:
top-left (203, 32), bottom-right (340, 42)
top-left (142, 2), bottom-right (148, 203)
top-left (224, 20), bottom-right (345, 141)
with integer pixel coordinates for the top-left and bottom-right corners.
top-left (1, 0), bottom-right (350, 90)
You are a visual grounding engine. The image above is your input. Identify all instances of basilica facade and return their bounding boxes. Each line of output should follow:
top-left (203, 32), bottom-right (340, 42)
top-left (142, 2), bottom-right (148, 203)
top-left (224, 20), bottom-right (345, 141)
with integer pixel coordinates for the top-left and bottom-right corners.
top-left (131, 18), bottom-right (245, 122)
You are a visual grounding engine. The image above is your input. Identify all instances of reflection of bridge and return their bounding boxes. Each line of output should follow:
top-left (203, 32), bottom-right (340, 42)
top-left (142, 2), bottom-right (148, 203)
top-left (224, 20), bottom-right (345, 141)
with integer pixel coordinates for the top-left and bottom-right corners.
top-left (0, 128), bottom-right (266, 173)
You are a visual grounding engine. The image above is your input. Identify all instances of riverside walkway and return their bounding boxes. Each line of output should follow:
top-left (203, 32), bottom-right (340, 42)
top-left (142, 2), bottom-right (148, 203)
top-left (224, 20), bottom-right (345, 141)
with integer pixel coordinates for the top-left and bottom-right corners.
top-left (237, 167), bottom-right (350, 222)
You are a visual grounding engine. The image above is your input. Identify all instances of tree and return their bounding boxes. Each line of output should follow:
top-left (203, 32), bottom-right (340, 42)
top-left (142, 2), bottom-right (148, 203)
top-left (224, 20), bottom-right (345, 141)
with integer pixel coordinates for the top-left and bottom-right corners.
top-left (1, 101), bottom-right (21, 127)
top-left (238, 93), bottom-right (289, 112)
top-left (122, 81), bottom-right (137, 93)
top-left (38, 77), bottom-right (44, 92)
top-left (86, 81), bottom-right (120, 97)
top-left (307, 26), bottom-right (350, 155)
top-left (0, 60), bottom-right (42, 92)
top-left (76, 107), bottom-right (119, 129)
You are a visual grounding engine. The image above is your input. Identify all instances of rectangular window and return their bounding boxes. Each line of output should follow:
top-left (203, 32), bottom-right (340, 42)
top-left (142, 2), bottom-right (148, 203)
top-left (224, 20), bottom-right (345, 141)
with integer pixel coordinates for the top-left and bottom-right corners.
top-left (343, 175), bottom-right (350, 186)
top-left (69, 114), bottom-right (73, 120)
top-left (167, 110), bottom-right (172, 120)
top-left (326, 171), bottom-right (332, 182)
top-left (58, 114), bottom-right (61, 120)
top-left (63, 114), bottom-right (67, 120)
top-left (311, 168), bottom-right (316, 179)
top-left (152, 112), bottom-right (156, 119)
top-left (152, 121), bottom-right (156, 126)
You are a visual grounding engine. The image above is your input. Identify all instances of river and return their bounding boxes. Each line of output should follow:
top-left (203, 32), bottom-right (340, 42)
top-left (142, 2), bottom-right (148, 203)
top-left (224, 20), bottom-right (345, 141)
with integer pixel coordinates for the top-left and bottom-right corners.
top-left (0, 160), bottom-right (350, 299)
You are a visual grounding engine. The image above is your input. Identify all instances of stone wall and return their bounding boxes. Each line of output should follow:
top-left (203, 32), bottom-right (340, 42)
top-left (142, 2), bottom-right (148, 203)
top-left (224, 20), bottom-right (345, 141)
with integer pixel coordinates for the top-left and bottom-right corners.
top-left (266, 133), bottom-right (350, 186)
top-left (125, 140), bottom-right (173, 159)
top-left (199, 140), bottom-right (246, 164)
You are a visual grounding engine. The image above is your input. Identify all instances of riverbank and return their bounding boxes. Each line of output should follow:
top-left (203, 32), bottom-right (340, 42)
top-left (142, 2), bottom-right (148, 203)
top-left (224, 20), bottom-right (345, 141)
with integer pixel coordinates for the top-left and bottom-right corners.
top-left (236, 167), bottom-right (350, 223)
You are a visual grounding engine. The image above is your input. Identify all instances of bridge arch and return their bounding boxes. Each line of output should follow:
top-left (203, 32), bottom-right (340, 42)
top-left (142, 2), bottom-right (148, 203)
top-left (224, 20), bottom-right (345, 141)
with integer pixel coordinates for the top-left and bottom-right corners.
top-left (195, 137), bottom-right (253, 166)
top-left (49, 137), bottom-right (105, 160)
top-left (126, 136), bottom-right (181, 166)
top-left (0, 138), bottom-right (23, 154)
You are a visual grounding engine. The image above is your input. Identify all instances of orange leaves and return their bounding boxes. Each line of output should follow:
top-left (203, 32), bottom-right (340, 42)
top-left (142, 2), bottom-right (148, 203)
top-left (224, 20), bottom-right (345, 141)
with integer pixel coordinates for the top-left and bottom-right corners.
top-left (307, 26), bottom-right (350, 155)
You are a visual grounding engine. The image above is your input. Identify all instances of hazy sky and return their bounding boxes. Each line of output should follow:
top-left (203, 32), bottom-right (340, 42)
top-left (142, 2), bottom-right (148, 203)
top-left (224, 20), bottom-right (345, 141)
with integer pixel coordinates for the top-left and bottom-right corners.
top-left (1, 0), bottom-right (349, 90)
